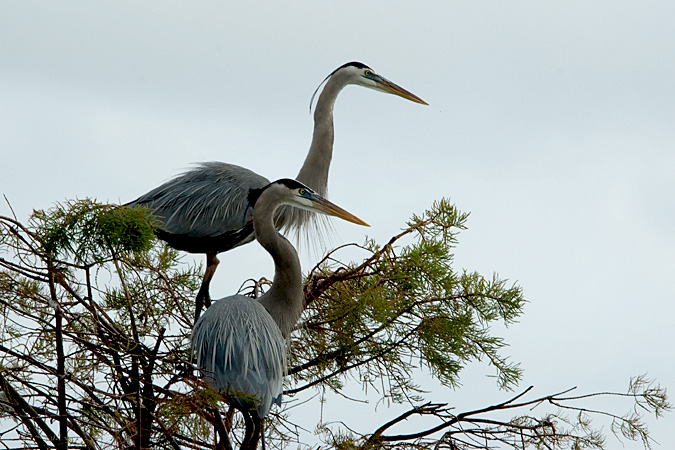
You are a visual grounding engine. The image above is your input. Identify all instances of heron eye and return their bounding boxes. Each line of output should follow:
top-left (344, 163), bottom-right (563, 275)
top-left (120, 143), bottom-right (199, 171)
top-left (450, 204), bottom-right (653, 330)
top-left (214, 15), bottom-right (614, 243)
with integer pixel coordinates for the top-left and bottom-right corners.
top-left (298, 188), bottom-right (306, 195)
top-left (364, 70), bottom-right (372, 76)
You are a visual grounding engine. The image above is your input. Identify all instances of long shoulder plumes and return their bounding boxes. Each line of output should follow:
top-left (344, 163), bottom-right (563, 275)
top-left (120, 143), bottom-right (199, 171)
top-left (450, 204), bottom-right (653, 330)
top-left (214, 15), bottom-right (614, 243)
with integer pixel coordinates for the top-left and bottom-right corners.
top-left (129, 161), bottom-right (269, 240)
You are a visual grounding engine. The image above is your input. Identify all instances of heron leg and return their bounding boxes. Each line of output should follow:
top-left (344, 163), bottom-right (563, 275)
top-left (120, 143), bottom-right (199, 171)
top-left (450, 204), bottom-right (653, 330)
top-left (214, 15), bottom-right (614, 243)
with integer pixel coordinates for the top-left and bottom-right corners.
top-left (240, 410), bottom-right (254, 450)
top-left (248, 414), bottom-right (262, 450)
top-left (223, 404), bottom-right (235, 431)
top-left (213, 409), bottom-right (233, 450)
top-left (194, 251), bottom-right (220, 323)
top-left (238, 410), bottom-right (263, 450)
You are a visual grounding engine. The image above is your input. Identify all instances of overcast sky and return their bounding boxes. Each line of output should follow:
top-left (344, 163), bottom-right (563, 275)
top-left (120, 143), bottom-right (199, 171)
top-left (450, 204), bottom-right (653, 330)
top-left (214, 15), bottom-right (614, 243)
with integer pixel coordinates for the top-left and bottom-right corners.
top-left (1, 1), bottom-right (674, 447)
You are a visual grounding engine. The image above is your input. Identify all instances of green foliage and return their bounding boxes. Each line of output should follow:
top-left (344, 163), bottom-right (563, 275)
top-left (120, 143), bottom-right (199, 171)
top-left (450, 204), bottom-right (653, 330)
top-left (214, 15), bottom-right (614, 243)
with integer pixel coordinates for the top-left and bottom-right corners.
top-left (30, 199), bottom-right (156, 264)
top-left (0, 198), bottom-right (669, 450)
top-left (0, 201), bottom-right (202, 449)
top-left (290, 199), bottom-right (524, 405)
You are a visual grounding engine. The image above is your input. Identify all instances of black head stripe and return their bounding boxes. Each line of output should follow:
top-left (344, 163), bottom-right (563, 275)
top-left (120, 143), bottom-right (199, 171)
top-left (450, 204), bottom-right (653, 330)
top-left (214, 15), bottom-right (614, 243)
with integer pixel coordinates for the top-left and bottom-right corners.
top-left (275, 178), bottom-right (311, 191)
top-left (330, 61), bottom-right (371, 77)
top-left (340, 61), bottom-right (370, 70)
top-left (249, 179), bottom-right (313, 206)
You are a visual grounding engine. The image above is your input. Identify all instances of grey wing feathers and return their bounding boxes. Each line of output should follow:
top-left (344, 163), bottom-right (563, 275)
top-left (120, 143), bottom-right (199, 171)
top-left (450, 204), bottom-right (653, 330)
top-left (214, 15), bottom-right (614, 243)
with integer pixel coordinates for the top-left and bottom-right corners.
top-left (129, 162), bottom-right (270, 238)
top-left (192, 295), bottom-right (286, 418)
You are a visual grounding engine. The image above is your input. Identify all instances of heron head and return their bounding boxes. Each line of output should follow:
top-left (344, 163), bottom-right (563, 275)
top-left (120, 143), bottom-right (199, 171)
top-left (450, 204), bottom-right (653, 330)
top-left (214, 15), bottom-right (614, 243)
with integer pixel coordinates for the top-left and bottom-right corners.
top-left (310, 62), bottom-right (428, 112)
top-left (250, 179), bottom-right (369, 227)
top-left (341, 62), bottom-right (428, 105)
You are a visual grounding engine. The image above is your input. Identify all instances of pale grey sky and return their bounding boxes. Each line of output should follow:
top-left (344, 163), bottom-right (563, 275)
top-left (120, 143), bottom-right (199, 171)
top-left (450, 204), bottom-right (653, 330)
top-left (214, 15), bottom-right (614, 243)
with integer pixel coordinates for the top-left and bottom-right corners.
top-left (1, 1), bottom-right (674, 447)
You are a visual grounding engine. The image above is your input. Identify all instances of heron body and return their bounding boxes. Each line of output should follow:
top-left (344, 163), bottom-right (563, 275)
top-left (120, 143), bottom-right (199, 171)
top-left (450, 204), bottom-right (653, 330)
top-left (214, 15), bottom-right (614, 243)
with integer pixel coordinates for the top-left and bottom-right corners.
top-left (129, 62), bottom-right (426, 320)
top-left (136, 161), bottom-right (265, 254)
top-left (191, 294), bottom-right (285, 418)
top-left (191, 179), bottom-right (367, 448)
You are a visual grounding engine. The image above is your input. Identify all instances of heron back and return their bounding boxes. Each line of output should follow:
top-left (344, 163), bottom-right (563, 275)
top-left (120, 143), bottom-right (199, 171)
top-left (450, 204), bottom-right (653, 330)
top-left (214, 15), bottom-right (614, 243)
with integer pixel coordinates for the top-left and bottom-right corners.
top-left (129, 162), bottom-right (270, 240)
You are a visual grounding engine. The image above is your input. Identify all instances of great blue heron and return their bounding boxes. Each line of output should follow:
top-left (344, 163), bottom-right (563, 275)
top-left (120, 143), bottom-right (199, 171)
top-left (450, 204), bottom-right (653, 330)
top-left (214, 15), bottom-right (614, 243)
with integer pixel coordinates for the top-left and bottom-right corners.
top-left (191, 179), bottom-right (367, 449)
top-left (128, 62), bottom-right (426, 321)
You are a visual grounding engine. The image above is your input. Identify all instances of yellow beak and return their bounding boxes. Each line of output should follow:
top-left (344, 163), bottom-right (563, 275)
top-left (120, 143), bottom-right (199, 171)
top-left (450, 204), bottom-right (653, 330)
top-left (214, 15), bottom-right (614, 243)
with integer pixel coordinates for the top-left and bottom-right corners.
top-left (378, 77), bottom-right (428, 105)
top-left (313, 197), bottom-right (369, 227)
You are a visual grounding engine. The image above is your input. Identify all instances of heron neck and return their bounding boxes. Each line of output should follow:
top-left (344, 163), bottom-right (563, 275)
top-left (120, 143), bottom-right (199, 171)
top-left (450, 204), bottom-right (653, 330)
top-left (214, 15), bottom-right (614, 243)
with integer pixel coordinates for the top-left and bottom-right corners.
top-left (255, 194), bottom-right (304, 338)
top-left (296, 75), bottom-right (348, 196)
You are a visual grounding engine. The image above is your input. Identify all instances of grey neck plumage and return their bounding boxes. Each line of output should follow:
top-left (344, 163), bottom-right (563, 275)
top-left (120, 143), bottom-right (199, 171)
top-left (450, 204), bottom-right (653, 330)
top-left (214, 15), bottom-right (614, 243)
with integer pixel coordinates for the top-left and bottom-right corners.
top-left (254, 186), bottom-right (305, 339)
top-left (278, 71), bottom-right (352, 236)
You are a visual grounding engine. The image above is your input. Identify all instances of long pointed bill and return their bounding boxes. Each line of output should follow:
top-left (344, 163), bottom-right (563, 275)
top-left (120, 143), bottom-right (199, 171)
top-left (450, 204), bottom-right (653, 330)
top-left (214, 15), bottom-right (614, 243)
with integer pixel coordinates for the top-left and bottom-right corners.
top-left (313, 197), bottom-right (369, 227)
top-left (378, 77), bottom-right (428, 105)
